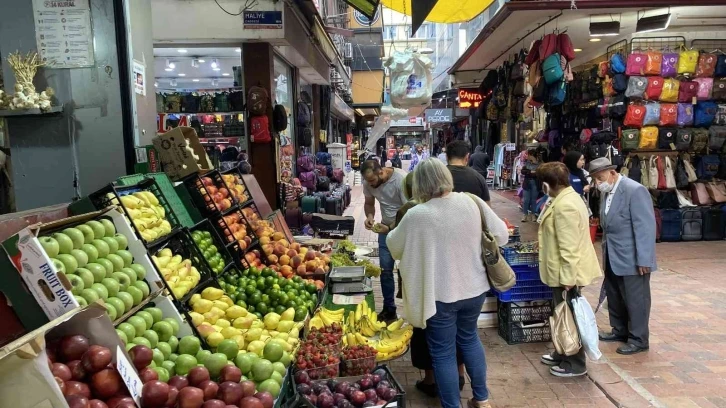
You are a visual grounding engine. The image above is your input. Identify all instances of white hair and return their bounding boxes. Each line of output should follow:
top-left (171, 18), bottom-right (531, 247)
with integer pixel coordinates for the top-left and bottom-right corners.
top-left (412, 158), bottom-right (454, 202)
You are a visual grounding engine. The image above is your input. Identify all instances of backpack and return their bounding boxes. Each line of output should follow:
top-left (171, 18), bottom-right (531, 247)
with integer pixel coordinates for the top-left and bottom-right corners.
top-left (525, 39), bottom-right (541, 66)
top-left (626, 52), bottom-right (647, 76)
top-left (625, 104), bottom-right (646, 127)
top-left (248, 86), bottom-right (269, 115)
top-left (678, 80), bottom-right (698, 103)
top-left (612, 74), bottom-right (627, 93)
top-left (298, 102), bottom-right (311, 126)
top-left (697, 155), bottom-right (720, 179)
top-left (716, 104), bottom-right (726, 125)
top-left (692, 129), bottom-right (710, 153)
top-left (643, 103), bottom-right (661, 126)
top-left (298, 126), bottom-right (313, 147)
top-left (542, 54), bottom-right (564, 84)
top-left (660, 104), bottom-right (677, 126)
top-left (298, 171), bottom-right (317, 191)
top-left (558, 33), bottom-right (576, 61)
top-left (316, 176), bottom-right (331, 192)
top-left (714, 79), bottom-right (726, 101)
top-left (214, 92), bottom-right (229, 112)
top-left (628, 155), bottom-right (642, 182)
top-left (609, 94), bottom-right (626, 117)
top-left (589, 142), bottom-right (608, 160)
top-left (621, 129), bottom-right (640, 151)
top-left (660, 78), bottom-right (680, 103)
top-left (548, 81), bottom-right (566, 105)
top-left (316, 151), bottom-right (331, 165)
top-left (681, 208), bottom-right (703, 241)
top-left (695, 101), bottom-right (718, 127)
top-left (272, 104), bottom-right (288, 132)
top-left (676, 128), bottom-right (693, 151)
top-left (661, 53), bottom-right (679, 77)
top-left (539, 33), bottom-right (558, 61)
top-left (717, 54), bottom-right (726, 77)
top-left (645, 76), bottom-right (664, 100)
top-left (228, 90), bottom-right (245, 111)
top-left (609, 53), bottom-right (626, 74)
top-left (697, 53), bottom-right (717, 77)
top-left (658, 127), bottom-right (677, 149)
top-left (625, 76), bottom-right (647, 99)
top-left (315, 164), bottom-right (327, 177)
top-left (677, 103), bottom-right (694, 127)
top-left (645, 51), bottom-right (662, 75)
top-left (695, 78), bottom-right (714, 101)
top-left (331, 168), bottom-right (344, 183)
top-left (250, 115), bottom-right (271, 143)
top-left (709, 126), bottom-right (726, 151)
top-left (297, 154), bottom-right (315, 172)
top-left (639, 127), bottom-right (659, 149)
top-left (182, 93), bottom-right (200, 112)
top-left (200, 94), bottom-right (214, 112)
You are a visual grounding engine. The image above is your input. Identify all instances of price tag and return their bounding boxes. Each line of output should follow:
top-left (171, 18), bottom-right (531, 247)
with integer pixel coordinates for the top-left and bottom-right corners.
top-left (332, 294), bottom-right (366, 305)
top-left (116, 345), bottom-right (142, 405)
top-left (670, 143), bottom-right (676, 150)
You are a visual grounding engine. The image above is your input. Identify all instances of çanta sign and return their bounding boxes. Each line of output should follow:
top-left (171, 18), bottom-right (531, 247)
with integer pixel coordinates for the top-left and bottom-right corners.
top-left (458, 88), bottom-right (483, 108)
top-left (425, 109), bottom-right (452, 124)
top-left (243, 11), bottom-right (282, 29)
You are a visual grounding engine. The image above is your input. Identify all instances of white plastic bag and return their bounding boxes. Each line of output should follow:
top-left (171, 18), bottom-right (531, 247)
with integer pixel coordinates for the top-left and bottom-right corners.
top-left (385, 50), bottom-right (434, 108)
top-left (571, 294), bottom-right (602, 361)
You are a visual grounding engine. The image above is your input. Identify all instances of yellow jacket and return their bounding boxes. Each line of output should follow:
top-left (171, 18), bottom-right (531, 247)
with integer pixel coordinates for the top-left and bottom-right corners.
top-left (537, 187), bottom-right (601, 288)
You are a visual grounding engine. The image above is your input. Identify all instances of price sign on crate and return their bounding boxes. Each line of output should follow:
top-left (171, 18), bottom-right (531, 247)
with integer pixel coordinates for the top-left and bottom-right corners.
top-left (116, 345), bottom-right (142, 405)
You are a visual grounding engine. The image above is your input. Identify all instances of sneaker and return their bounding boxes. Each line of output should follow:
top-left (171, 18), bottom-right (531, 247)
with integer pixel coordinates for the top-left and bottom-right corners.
top-left (521, 215), bottom-right (528, 222)
top-left (467, 398), bottom-right (492, 408)
top-left (540, 353), bottom-right (561, 366)
top-left (550, 365), bottom-right (587, 377)
top-left (415, 380), bottom-right (438, 397)
top-left (378, 309), bottom-right (397, 323)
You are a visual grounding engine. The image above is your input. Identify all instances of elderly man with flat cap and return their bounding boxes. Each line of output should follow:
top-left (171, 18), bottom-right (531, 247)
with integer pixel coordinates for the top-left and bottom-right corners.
top-left (590, 157), bottom-right (656, 355)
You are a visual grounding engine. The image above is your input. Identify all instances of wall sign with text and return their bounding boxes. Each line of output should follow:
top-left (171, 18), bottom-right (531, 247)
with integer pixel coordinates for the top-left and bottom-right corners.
top-left (458, 88), bottom-right (483, 108)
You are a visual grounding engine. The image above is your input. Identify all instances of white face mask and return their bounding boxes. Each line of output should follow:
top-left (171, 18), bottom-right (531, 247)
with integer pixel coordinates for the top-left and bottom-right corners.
top-left (542, 182), bottom-right (551, 196)
top-left (597, 174), bottom-right (615, 193)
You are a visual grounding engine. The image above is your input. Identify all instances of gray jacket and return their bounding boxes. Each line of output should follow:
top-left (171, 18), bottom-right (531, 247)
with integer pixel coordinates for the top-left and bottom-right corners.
top-left (600, 176), bottom-right (657, 276)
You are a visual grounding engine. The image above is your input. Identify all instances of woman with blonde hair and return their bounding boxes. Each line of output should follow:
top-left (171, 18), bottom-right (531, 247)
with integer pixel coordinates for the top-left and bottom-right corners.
top-left (387, 158), bottom-right (508, 408)
top-left (535, 162), bottom-right (601, 377)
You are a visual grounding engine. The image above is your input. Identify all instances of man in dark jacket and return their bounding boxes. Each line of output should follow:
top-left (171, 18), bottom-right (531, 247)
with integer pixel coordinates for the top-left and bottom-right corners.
top-left (447, 141), bottom-right (490, 203)
top-left (468, 145), bottom-right (490, 179)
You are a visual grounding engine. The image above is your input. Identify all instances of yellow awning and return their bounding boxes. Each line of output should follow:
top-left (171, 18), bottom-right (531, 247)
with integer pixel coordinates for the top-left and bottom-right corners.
top-left (380, 0), bottom-right (495, 23)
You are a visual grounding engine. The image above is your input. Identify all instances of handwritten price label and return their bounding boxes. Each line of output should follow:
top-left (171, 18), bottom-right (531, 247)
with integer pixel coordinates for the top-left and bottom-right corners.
top-left (116, 345), bottom-right (142, 405)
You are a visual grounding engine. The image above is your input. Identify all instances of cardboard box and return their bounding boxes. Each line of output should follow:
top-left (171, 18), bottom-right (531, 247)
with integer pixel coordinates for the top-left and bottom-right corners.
top-left (481, 294), bottom-right (498, 313)
top-left (477, 311), bottom-right (498, 329)
top-left (0, 304), bottom-right (142, 408)
top-left (0, 207), bottom-right (165, 345)
top-left (152, 127), bottom-right (213, 181)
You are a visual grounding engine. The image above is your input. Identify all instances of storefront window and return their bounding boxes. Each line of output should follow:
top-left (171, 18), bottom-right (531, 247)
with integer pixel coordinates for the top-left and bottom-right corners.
top-left (274, 56), bottom-right (295, 183)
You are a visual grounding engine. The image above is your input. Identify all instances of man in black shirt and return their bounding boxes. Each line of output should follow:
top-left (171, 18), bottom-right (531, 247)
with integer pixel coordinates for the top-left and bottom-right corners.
top-left (447, 141), bottom-right (491, 203)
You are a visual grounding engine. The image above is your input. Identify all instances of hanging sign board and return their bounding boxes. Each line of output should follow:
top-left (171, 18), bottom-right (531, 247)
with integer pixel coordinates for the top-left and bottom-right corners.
top-left (243, 11), bottom-right (283, 29)
top-left (133, 60), bottom-right (146, 96)
top-left (458, 88), bottom-right (483, 108)
top-left (32, 0), bottom-right (95, 68)
top-left (425, 109), bottom-right (452, 124)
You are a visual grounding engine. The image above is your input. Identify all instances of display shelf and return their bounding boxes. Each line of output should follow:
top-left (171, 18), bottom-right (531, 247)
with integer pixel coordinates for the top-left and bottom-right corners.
top-left (0, 106), bottom-right (63, 117)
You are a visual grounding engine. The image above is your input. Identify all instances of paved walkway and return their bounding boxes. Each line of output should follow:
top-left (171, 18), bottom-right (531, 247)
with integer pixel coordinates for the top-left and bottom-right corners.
top-left (343, 182), bottom-right (726, 408)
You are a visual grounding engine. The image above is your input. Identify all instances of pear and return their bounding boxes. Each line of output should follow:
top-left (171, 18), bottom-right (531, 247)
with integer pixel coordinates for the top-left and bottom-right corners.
top-left (160, 248), bottom-right (173, 257)
top-left (193, 299), bottom-right (213, 314)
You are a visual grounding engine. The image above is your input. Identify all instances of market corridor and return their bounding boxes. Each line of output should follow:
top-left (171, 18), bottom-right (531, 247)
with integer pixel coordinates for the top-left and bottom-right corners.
top-left (345, 185), bottom-right (726, 408)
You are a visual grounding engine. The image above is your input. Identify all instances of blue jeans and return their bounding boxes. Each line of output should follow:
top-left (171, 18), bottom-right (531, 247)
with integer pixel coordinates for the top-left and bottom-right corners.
top-left (522, 179), bottom-right (538, 215)
top-left (426, 293), bottom-right (489, 408)
top-left (378, 233), bottom-right (396, 311)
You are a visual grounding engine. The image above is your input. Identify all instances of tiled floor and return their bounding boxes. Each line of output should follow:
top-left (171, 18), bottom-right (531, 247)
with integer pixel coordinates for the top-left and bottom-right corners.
top-left (344, 182), bottom-right (726, 407)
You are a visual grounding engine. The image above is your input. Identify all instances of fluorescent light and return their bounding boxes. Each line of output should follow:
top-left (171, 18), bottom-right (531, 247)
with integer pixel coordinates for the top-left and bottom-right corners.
top-left (235, 48), bottom-right (241, 53)
top-left (177, 49), bottom-right (188, 53)
top-left (636, 12), bottom-right (671, 33)
top-left (192, 79), bottom-right (200, 82)
top-left (198, 59), bottom-right (206, 63)
top-left (178, 73), bottom-right (186, 76)
top-left (222, 73), bottom-right (230, 76)
top-left (164, 67), bottom-right (173, 72)
top-left (589, 21), bottom-right (620, 36)
top-left (589, 38), bottom-right (602, 42)
top-left (574, 48), bottom-right (582, 52)
top-left (213, 67), bottom-right (221, 71)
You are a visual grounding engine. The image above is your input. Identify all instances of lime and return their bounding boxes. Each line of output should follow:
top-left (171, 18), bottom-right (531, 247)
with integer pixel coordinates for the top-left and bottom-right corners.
top-left (248, 305), bottom-right (256, 313)
top-left (245, 285), bottom-right (256, 296)
top-left (236, 300), bottom-right (247, 308)
top-left (294, 308), bottom-right (307, 322)
top-left (249, 292), bottom-right (262, 305)
top-left (261, 294), bottom-right (270, 304)
top-left (274, 305), bottom-right (286, 314)
top-left (256, 303), bottom-right (269, 315)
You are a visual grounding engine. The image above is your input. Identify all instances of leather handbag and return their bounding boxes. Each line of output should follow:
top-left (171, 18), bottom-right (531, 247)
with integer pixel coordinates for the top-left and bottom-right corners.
top-left (706, 182), bottom-right (726, 203)
top-left (465, 194), bottom-right (516, 292)
top-left (665, 156), bottom-right (677, 189)
top-left (550, 290), bottom-right (581, 357)
top-left (691, 182), bottom-right (714, 206)
top-left (649, 156), bottom-right (660, 188)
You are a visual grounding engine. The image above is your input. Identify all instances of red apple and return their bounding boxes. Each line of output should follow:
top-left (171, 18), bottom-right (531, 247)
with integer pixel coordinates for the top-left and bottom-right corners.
top-left (202, 400), bottom-right (226, 408)
top-left (90, 368), bottom-right (122, 399)
top-left (188, 367), bottom-right (211, 387)
top-left (168, 375), bottom-right (189, 390)
top-left (52, 362), bottom-right (72, 381)
top-left (88, 400), bottom-right (108, 408)
top-left (254, 391), bottom-right (274, 408)
top-left (240, 381), bottom-right (256, 398)
top-left (139, 367), bottom-right (159, 383)
top-left (81, 346), bottom-right (112, 374)
top-left (219, 365), bottom-right (242, 383)
top-left (217, 382), bottom-right (243, 406)
top-left (55, 376), bottom-right (66, 394)
top-left (178, 386), bottom-right (205, 408)
top-left (142, 380), bottom-right (170, 408)
top-left (199, 380), bottom-right (219, 401)
top-left (105, 396), bottom-right (134, 408)
top-left (165, 386), bottom-right (179, 408)
top-left (59, 335), bottom-right (90, 362)
top-left (129, 345), bottom-right (153, 370)
top-left (67, 360), bottom-right (87, 381)
top-left (238, 397), bottom-right (264, 408)
top-left (65, 381), bottom-right (91, 398)
top-left (65, 395), bottom-right (90, 408)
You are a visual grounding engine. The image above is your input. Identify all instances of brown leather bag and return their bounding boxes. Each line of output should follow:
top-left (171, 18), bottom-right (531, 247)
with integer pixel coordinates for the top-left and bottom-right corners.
top-left (691, 182), bottom-right (715, 205)
top-left (706, 182), bottom-right (726, 203)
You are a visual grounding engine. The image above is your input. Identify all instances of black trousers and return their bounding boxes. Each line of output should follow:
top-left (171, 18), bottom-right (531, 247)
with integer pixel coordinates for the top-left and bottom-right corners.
top-left (552, 287), bottom-right (587, 373)
top-left (604, 256), bottom-right (651, 348)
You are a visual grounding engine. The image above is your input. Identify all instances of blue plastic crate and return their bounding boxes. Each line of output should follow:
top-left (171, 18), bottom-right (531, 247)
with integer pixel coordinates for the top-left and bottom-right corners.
top-left (496, 284), bottom-right (553, 302)
top-left (512, 265), bottom-right (540, 281)
top-left (501, 246), bottom-right (539, 266)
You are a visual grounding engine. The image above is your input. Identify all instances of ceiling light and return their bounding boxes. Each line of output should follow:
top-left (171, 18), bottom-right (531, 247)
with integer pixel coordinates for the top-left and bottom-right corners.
top-left (589, 38), bottom-right (602, 42)
top-left (213, 67), bottom-right (221, 71)
top-left (170, 79), bottom-right (177, 87)
top-left (198, 59), bottom-right (206, 63)
top-left (636, 11), bottom-right (671, 33)
top-left (178, 49), bottom-right (188, 53)
top-left (574, 48), bottom-right (582, 52)
top-left (211, 59), bottom-right (218, 69)
top-left (165, 59), bottom-right (175, 70)
top-left (222, 73), bottom-right (230, 76)
top-left (178, 73), bottom-right (186, 76)
top-left (235, 48), bottom-right (241, 53)
top-left (589, 21), bottom-right (620, 36)
top-left (154, 82), bottom-right (158, 87)
top-left (164, 67), bottom-right (173, 72)
top-left (192, 79), bottom-right (200, 82)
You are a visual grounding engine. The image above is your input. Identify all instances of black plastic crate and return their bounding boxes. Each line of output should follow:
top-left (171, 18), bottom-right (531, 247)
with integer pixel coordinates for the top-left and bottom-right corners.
top-left (212, 208), bottom-right (259, 265)
top-left (497, 301), bottom-right (552, 345)
top-left (188, 219), bottom-right (243, 274)
top-left (148, 229), bottom-right (215, 305)
top-left (87, 178), bottom-right (181, 247)
top-left (181, 170), bottom-right (238, 217)
top-left (220, 167), bottom-right (253, 204)
top-left (498, 300), bottom-right (553, 324)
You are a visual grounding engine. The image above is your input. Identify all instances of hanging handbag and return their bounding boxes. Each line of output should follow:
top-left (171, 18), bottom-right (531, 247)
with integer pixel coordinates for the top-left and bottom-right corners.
top-left (694, 78), bottom-right (714, 101)
top-left (676, 189), bottom-right (696, 207)
top-left (525, 39), bottom-right (541, 66)
top-left (716, 54), bottom-right (726, 77)
top-left (695, 101), bottom-right (718, 127)
top-left (641, 157), bottom-right (651, 188)
top-left (696, 53), bottom-right (717, 77)
top-left (678, 48), bottom-right (700, 74)
top-left (676, 128), bottom-right (694, 151)
top-left (511, 51), bottom-right (526, 80)
top-left (691, 182), bottom-right (714, 206)
top-left (639, 126), bottom-right (659, 149)
top-left (598, 61), bottom-right (609, 78)
top-left (643, 103), bottom-right (661, 126)
top-left (676, 158), bottom-right (690, 189)
top-left (660, 78), bottom-right (680, 103)
top-left (621, 129), bottom-right (640, 151)
top-left (621, 157), bottom-right (631, 178)
top-left (645, 76), bottom-right (663, 100)
top-left (549, 290), bottom-right (581, 357)
top-left (678, 80), bottom-right (698, 103)
top-left (713, 79), bottom-right (726, 101)
top-left (661, 52), bottom-right (679, 77)
top-left (658, 127), bottom-right (677, 149)
top-left (625, 76), bottom-right (647, 99)
top-left (659, 104), bottom-right (677, 126)
top-left (684, 156), bottom-right (699, 182)
top-left (624, 104), bottom-right (646, 127)
top-left (645, 50), bottom-right (663, 75)
top-left (677, 103), bottom-right (694, 127)
top-left (464, 193), bottom-right (516, 292)
top-left (665, 156), bottom-right (677, 189)
top-left (706, 182), bottom-right (726, 203)
top-left (627, 52), bottom-right (647, 76)
top-left (651, 156), bottom-right (661, 189)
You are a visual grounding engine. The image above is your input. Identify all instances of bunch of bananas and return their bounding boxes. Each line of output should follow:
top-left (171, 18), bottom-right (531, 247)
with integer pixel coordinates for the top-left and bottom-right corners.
top-left (370, 324), bottom-right (413, 361)
top-left (344, 301), bottom-right (386, 336)
top-left (309, 307), bottom-right (344, 329)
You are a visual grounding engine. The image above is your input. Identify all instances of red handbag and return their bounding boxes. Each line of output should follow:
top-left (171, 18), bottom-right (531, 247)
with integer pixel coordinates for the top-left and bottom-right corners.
top-left (656, 156), bottom-right (667, 189)
top-left (624, 104), bottom-right (646, 127)
top-left (696, 53), bottom-right (717, 77)
top-left (659, 104), bottom-right (678, 126)
top-left (645, 77), bottom-right (664, 100)
top-left (678, 81), bottom-right (698, 103)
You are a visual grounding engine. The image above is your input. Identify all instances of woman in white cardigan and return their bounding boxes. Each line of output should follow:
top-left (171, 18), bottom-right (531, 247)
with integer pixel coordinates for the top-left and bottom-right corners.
top-left (387, 158), bottom-right (509, 408)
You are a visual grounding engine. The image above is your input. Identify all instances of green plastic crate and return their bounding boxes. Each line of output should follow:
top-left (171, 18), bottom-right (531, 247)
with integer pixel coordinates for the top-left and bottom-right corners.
top-left (116, 173), bottom-right (200, 227)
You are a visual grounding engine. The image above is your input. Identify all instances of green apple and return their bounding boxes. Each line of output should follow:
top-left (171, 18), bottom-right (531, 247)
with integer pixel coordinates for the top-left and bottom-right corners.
top-left (134, 280), bottom-right (150, 298)
top-left (102, 237), bottom-right (120, 254)
top-left (120, 267), bottom-right (139, 286)
top-left (167, 336), bottom-right (178, 353)
top-left (136, 310), bottom-right (154, 329)
top-left (104, 302), bottom-right (117, 320)
top-left (56, 254), bottom-right (78, 274)
top-left (52, 232), bottom-right (74, 255)
top-left (143, 329), bottom-right (159, 348)
top-left (91, 239), bottom-right (110, 259)
top-left (112, 272), bottom-right (131, 291)
top-left (116, 291), bottom-right (134, 312)
top-left (106, 254), bottom-right (125, 272)
top-left (130, 263), bottom-right (147, 281)
top-left (62, 228), bottom-right (84, 250)
top-left (100, 218), bottom-right (116, 237)
top-left (175, 354), bottom-right (198, 376)
top-left (75, 267), bottom-right (94, 288)
top-left (126, 286), bottom-right (143, 306)
top-left (161, 360), bottom-right (176, 376)
top-left (116, 250), bottom-right (134, 267)
top-left (76, 224), bottom-right (95, 244)
top-left (96, 259), bottom-right (114, 277)
top-left (125, 343), bottom-right (135, 352)
top-left (86, 263), bottom-right (106, 283)
top-left (152, 321), bottom-right (174, 343)
top-left (113, 233), bottom-right (129, 251)
top-left (156, 342), bottom-right (172, 360)
top-left (152, 348), bottom-right (165, 366)
top-left (127, 315), bottom-right (147, 337)
top-left (146, 307), bottom-right (163, 324)
top-left (195, 349), bottom-right (212, 365)
top-left (163, 318), bottom-right (180, 336)
top-left (75, 296), bottom-right (88, 307)
top-left (80, 288), bottom-right (100, 304)
top-left (168, 353), bottom-right (178, 362)
top-left (101, 278), bottom-right (120, 297)
top-left (133, 337), bottom-right (152, 349)
top-left (117, 322), bottom-right (136, 341)
top-left (178, 335), bottom-right (201, 356)
top-left (67, 274), bottom-right (85, 295)
top-left (86, 220), bottom-right (106, 240)
top-left (91, 283), bottom-right (109, 300)
top-left (50, 258), bottom-right (66, 274)
top-left (108, 297), bottom-right (126, 317)
top-left (116, 328), bottom-right (128, 344)
top-left (39, 236), bottom-right (60, 258)
top-left (69, 249), bottom-right (89, 268)
top-left (80, 243), bottom-right (99, 263)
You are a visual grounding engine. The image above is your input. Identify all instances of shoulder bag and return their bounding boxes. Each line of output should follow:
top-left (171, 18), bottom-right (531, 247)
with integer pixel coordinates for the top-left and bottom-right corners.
top-left (550, 290), bottom-right (581, 357)
top-left (649, 156), bottom-right (660, 189)
top-left (465, 193), bottom-right (516, 292)
top-left (665, 156), bottom-right (677, 189)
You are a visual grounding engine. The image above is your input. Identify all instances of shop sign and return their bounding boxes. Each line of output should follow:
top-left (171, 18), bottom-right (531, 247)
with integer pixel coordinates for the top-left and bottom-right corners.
top-left (243, 11), bottom-right (283, 29)
top-left (32, 0), bottom-right (95, 68)
top-left (425, 109), bottom-right (452, 124)
top-left (346, 133), bottom-right (353, 160)
top-left (458, 88), bottom-right (483, 108)
top-left (157, 113), bottom-right (188, 133)
top-left (389, 117), bottom-right (424, 127)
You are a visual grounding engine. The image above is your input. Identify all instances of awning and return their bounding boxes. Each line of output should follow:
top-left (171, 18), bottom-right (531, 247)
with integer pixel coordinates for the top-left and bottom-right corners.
top-left (331, 93), bottom-right (355, 121)
top-left (351, 70), bottom-right (384, 114)
top-left (380, 0), bottom-right (495, 24)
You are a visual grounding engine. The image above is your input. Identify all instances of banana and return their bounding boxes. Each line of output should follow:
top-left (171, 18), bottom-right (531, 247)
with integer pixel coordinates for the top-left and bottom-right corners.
top-left (342, 335), bottom-right (348, 346)
top-left (309, 316), bottom-right (324, 330)
top-left (319, 312), bottom-right (335, 327)
top-left (355, 333), bottom-right (370, 345)
top-left (346, 333), bottom-right (357, 346)
top-left (387, 318), bottom-right (404, 331)
top-left (354, 303), bottom-right (363, 322)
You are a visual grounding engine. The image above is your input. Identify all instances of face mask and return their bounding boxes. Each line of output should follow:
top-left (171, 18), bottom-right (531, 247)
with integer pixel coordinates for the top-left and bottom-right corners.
top-left (597, 174), bottom-right (614, 193)
top-left (542, 182), bottom-right (551, 196)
